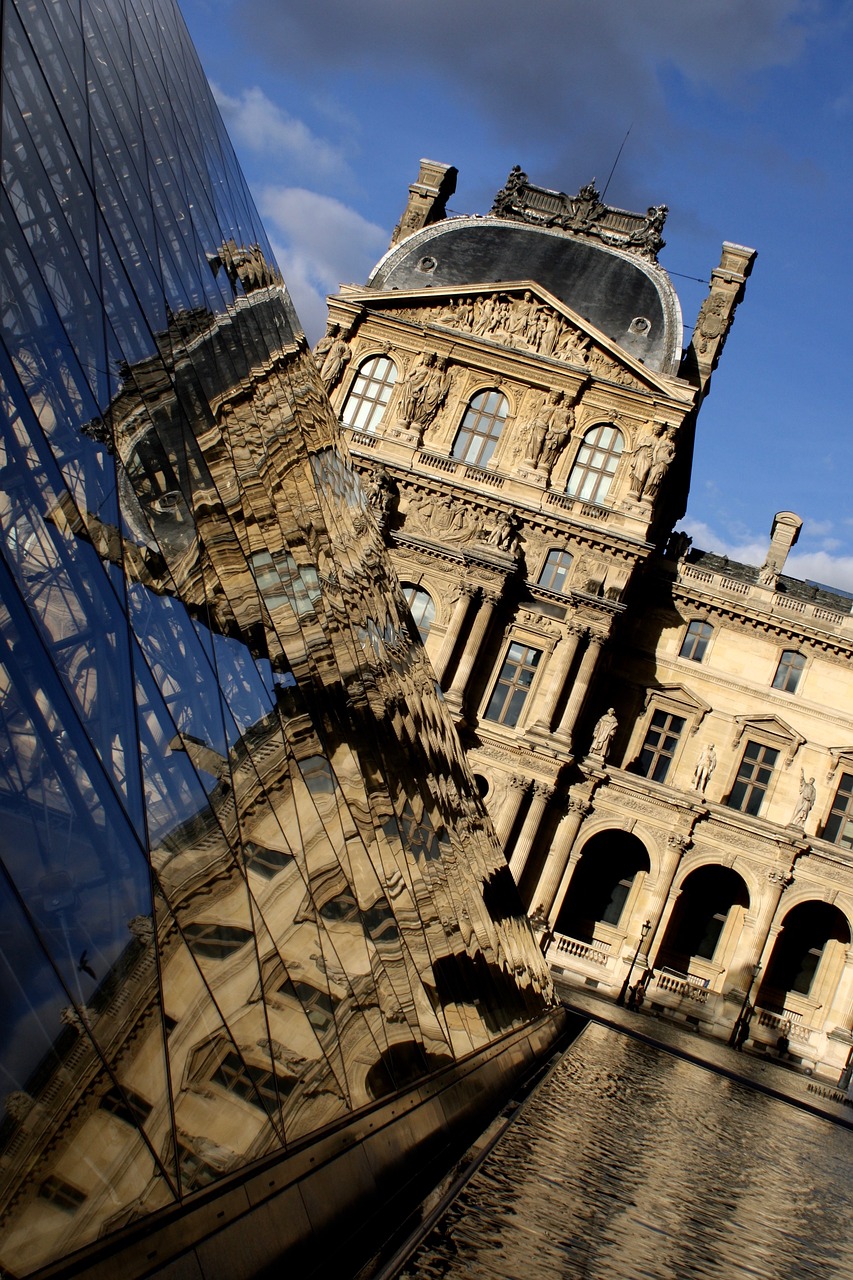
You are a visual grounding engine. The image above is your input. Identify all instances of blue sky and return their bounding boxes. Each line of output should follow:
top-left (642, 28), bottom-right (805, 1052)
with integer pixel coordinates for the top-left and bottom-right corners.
top-left (180, 0), bottom-right (853, 589)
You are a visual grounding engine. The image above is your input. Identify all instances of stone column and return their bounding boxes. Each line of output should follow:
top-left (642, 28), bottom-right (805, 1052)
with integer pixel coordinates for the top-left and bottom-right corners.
top-left (742, 869), bottom-right (794, 982)
top-left (444, 588), bottom-right (500, 717)
top-left (508, 781), bottom-right (554, 883)
top-left (532, 795), bottom-right (593, 920)
top-left (433, 584), bottom-right (475, 684)
top-left (528, 623), bottom-right (585, 735)
top-left (549, 844), bottom-right (585, 931)
top-left (492, 775), bottom-right (529, 849)
top-left (642, 834), bottom-right (690, 960)
top-left (552, 630), bottom-right (605, 751)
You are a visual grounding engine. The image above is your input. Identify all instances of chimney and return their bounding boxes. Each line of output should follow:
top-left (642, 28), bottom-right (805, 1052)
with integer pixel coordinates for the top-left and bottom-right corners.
top-left (757, 511), bottom-right (802, 587)
top-left (389, 160), bottom-right (458, 248)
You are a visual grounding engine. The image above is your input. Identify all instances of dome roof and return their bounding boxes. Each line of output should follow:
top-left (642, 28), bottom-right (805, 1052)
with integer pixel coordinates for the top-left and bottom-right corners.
top-left (367, 217), bottom-right (683, 375)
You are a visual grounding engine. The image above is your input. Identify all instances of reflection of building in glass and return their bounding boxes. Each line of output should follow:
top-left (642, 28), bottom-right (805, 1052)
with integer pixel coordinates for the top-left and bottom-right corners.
top-left (334, 161), bottom-right (853, 1082)
top-left (0, 9), bottom-right (560, 1276)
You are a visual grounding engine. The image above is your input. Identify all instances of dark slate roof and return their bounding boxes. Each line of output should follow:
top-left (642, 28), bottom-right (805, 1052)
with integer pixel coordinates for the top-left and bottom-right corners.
top-left (688, 550), bottom-right (853, 615)
top-left (367, 217), bottom-right (683, 375)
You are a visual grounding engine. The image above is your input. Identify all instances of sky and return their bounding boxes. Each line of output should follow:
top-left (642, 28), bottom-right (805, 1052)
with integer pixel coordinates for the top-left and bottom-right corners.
top-left (180, 0), bottom-right (853, 590)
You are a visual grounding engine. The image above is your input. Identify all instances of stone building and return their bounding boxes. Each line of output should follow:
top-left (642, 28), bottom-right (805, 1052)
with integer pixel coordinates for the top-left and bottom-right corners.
top-left (328, 161), bottom-right (853, 1083)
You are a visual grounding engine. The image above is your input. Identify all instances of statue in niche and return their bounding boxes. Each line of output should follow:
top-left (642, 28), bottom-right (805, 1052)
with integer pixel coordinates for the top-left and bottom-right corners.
top-left (790, 771), bottom-right (816, 827)
top-left (314, 324), bottom-right (350, 386)
top-left (644, 427), bottom-right (677, 500)
top-left (364, 465), bottom-right (396, 530)
top-left (692, 743), bottom-right (717, 795)
top-left (539, 392), bottom-right (575, 474)
top-left (397, 351), bottom-right (437, 427)
top-left (590, 708), bottom-right (618, 759)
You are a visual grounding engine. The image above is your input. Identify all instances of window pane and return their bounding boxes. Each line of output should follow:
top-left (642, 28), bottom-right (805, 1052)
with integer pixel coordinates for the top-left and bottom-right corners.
top-left (452, 389), bottom-right (508, 467)
top-left (402, 584), bottom-right (436, 640)
top-left (638, 710), bottom-right (685, 784)
top-left (679, 620), bottom-right (713, 662)
top-left (537, 549), bottom-right (573, 593)
top-left (824, 772), bottom-right (853, 846)
top-left (727, 741), bottom-right (779, 816)
top-left (341, 355), bottom-right (397, 433)
top-left (772, 650), bottom-right (805, 693)
top-left (566, 424), bottom-right (624, 506)
top-left (483, 643), bottom-right (541, 727)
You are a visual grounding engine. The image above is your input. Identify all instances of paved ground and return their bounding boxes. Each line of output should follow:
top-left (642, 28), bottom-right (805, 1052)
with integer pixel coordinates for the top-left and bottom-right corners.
top-left (553, 974), bottom-right (853, 1130)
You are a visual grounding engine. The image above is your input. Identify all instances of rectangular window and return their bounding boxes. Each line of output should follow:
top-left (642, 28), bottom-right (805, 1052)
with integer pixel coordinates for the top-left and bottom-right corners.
top-left (638, 710), bottom-right (685, 783)
top-left (772, 650), bottom-right (805, 694)
top-left (823, 772), bottom-right (853, 848)
top-left (483, 642), bottom-right (541, 727)
top-left (38, 1176), bottom-right (87, 1213)
top-left (679, 619), bottom-right (713, 662)
top-left (727, 740), bottom-right (779, 817)
top-left (537, 549), bottom-right (573, 594)
top-left (212, 1050), bottom-right (293, 1110)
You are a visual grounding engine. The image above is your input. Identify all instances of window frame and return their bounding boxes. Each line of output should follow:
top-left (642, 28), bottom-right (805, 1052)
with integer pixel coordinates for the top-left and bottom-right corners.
top-left (537, 548), bottom-right (574, 594)
top-left (482, 640), bottom-right (543, 729)
top-left (451, 388), bottom-right (509, 468)
top-left (341, 353), bottom-right (397, 434)
top-left (401, 583), bottom-right (436, 641)
top-left (679, 618), bottom-right (714, 663)
top-left (772, 649), bottom-right (806, 694)
top-left (726, 739), bottom-right (780, 817)
top-left (637, 708), bottom-right (687, 784)
top-left (565, 422), bottom-right (624, 507)
top-left (822, 771), bottom-right (853, 848)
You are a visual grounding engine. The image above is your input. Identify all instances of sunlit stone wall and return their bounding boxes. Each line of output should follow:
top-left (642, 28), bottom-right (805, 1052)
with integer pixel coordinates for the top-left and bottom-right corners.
top-left (0, 2), bottom-right (556, 1273)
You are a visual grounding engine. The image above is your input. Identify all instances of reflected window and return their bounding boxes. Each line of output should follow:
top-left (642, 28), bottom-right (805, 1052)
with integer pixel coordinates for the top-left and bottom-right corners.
top-left (244, 841), bottom-right (295, 878)
top-left (278, 977), bottom-right (339, 1035)
top-left (537, 549), bottom-right (573, 593)
top-left (342, 355), bottom-right (397, 433)
top-left (679, 619), bottom-right (713, 662)
top-left (402, 584), bottom-right (436, 640)
top-left (484, 642), bottom-right (541, 728)
top-left (363, 897), bottom-right (399, 943)
top-left (38, 1176), bottom-right (86, 1213)
top-left (638, 710), bottom-right (685, 784)
top-left (773, 650), bottom-right (805, 694)
top-left (319, 890), bottom-right (361, 924)
top-left (727, 740), bottom-right (778, 817)
top-left (177, 1142), bottom-right (222, 1192)
top-left (184, 923), bottom-right (253, 959)
top-left (566, 424), bottom-right (624, 505)
top-left (299, 755), bottom-right (337, 794)
top-left (99, 1086), bottom-right (153, 1127)
top-left (212, 1050), bottom-right (293, 1109)
top-left (452, 389), bottom-right (508, 466)
top-left (823, 772), bottom-right (853, 848)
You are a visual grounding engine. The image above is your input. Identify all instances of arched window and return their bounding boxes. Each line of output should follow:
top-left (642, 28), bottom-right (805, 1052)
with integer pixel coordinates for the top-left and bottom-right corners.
top-left (401, 584), bottom-right (435, 640)
top-left (566, 423), bottom-right (624, 505)
top-left (772, 649), bottom-right (805, 694)
top-left (341, 355), bottom-right (397, 432)
top-left (537, 548), bottom-right (573, 593)
top-left (451, 389), bottom-right (508, 467)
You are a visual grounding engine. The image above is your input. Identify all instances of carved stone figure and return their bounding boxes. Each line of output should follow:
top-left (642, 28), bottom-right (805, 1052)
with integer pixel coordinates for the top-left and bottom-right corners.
top-left (314, 325), bottom-right (350, 386)
top-left (692, 743), bottom-right (717, 795)
top-left (590, 708), bottom-right (618, 759)
top-left (487, 510), bottom-right (520, 555)
top-left (418, 356), bottom-right (452, 429)
top-left (521, 394), bottom-right (552, 467)
top-left (628, 441), bottom-right (653, 499)
top-left (398, 352), bottom-right (437, 427)
top-left (364, 465), bottom-right (396, 528)
top-left (790, 770), bottom-right (816, 827)
top-left (490, 165), bottom-right (528, 216)
top-left (644, 428), bottom-right (677, 500)
top-left (695, 292), bottom-right (726, 353)
top-left (540, 393), bottom-right (575, 473)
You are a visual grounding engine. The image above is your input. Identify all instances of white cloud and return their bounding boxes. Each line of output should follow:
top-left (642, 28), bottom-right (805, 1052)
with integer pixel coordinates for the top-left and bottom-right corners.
top-left (259, 186), bottom-right (388, 341)
top-left (211, 83), bottom-right (348, 180)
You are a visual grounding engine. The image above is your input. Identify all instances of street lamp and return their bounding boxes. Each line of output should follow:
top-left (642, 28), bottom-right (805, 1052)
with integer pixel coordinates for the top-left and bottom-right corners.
top-left (616, 919), bottom-right (651, 1006)
top-left (728, 962), bottom-right (762, 1048)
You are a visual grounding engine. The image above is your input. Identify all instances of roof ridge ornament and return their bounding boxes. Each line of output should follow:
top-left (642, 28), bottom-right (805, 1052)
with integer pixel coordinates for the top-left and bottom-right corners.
top-left (490, 166), bottom-right (668, 262)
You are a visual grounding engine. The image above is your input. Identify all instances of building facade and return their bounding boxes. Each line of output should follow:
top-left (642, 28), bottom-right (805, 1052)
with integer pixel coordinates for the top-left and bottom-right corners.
top-left (0, 18), bottom-right (559, 1280)
top-left (330, 162), bottom-right (853, 1083)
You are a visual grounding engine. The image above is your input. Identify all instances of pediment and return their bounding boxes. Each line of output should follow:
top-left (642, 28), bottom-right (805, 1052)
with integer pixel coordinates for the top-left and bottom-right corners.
top-left (827, 747), bottom-right (853, 782)
top-left (644, 683), bottom-right (711, 728)
top-left (732, 714), bottom-right (805, 766)
top-left (349, 282), bottom-right (692, 403)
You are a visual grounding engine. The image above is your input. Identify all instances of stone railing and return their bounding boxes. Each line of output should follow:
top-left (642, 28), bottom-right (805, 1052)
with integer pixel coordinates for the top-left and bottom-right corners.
top-left (757, 1007), bottom-right (812, 1042)
top-left (654, 968), bottom-right (709, 1004)
top-left (552, 933), bottom-right (611, 966)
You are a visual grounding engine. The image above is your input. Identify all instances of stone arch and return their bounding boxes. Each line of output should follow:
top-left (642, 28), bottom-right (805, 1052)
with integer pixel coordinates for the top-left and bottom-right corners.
top-left (656, 864), bottom-right (750, 977)
top-left (554, 828), bottom-right (650, 942)
top-left (757, 900), bottom-right (851, 1015)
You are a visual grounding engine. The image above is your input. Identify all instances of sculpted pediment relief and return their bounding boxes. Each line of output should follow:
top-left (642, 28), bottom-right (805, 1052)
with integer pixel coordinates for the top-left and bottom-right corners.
top-left (353, 285), bottom-right (690, 402)
top-left (732, 714), bottom-right (805, 766)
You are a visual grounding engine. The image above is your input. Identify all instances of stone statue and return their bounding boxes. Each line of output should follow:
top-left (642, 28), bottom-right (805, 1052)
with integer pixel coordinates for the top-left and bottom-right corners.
top-left (644, 428), bottom-right (676, 500)
top-left (398, 352), bottom-right (437, 427)
top-left (418, 355), bottom-right (452, 429)
top-left (628, 440), bottom-right (653, 499)
top-left (315, 325), bottom-right (350, 386)
top-left (790, 770), bottom-right (816, 827)
top-left (487, 510), bottom-right (520, 555)
top-left (590, 708), bottom-right (618, 759)
top-left (692, 743), bottom-right (717, 795)
top-left (491, 165), bottom-right (527, 216)
top-left (521, 390), bottom-right (573, 472)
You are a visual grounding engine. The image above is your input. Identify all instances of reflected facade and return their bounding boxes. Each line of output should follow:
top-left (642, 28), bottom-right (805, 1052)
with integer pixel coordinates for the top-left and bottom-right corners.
top-left (0, 5), bottom-right (556, 1275)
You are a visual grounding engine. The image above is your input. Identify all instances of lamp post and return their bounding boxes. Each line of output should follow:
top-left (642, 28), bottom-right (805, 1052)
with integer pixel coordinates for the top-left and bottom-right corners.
top-left (616, 919), bottom-right (651, 1007)
top-left (728, 963), bottom-right (762, 1048)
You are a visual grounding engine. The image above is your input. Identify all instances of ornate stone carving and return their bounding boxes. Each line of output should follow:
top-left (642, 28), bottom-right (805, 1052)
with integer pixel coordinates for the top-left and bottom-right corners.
top-left (404, 492), bottom-right (481, 545)
top-left (314, 324), bottom-right (351, 387)
top-left (128, 914), bottom-right (154, 942)
top-left (568, 796), bottom-right (593, 818)
top-left (397, 352), bottom-right (452, 436)
top-left (4, 1091), bottom-right (35, 1123)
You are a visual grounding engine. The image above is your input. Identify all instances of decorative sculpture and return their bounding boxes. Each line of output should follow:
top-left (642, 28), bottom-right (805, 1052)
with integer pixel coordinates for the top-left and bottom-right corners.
top-left (590, 708), bottom-right (618, 760)
top-left (692, 743), bottom-right (717, 796)
top-left (790, 770), bottom-right (816, 828)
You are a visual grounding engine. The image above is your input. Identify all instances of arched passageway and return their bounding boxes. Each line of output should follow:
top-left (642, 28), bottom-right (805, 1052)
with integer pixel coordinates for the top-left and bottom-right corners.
top-left (555, 830), bottom-right (650, 942)
top-left (757, 901), bottom-right (851, 1014)
top-left (657, 865), bottom-right (749, 976)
